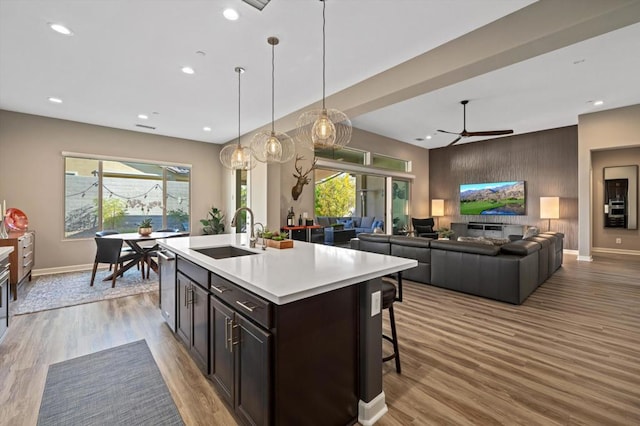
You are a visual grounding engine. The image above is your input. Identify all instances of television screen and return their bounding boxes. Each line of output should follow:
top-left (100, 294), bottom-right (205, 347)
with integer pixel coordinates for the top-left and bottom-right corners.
top-left (460, 181), bottom-right (526, 215)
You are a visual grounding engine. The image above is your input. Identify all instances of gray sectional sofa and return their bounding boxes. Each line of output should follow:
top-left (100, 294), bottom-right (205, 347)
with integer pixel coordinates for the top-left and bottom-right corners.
top-left (350, 231), bottom-right (564, 304)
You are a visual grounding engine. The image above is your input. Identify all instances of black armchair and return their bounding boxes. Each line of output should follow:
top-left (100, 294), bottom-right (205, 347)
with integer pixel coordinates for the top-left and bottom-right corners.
top-left (411, 217), bottom-right (438, 239)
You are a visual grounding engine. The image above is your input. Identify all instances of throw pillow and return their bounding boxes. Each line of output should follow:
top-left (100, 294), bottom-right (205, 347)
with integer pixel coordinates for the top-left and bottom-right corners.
top-left (360, 216), bottom-right (374, 229)
top-left (317, 216), bottom-right (330, 227)
top-left (373, 227), bottom-right (384, 234)
top-left (457, 236), bottom-right (495, 246)
top-left (484, 236), bottom-right (511, 246)
top-left (523, 226), bottom-right (539, 239)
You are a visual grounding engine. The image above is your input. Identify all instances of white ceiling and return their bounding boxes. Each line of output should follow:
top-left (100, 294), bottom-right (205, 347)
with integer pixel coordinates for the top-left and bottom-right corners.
top-left (1, 0), bottom-right (639, 149)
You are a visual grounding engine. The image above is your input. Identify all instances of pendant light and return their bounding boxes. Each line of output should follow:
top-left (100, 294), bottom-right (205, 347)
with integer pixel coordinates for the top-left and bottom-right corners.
top-left (220, 67), bottom-right (256, 170)
top-left (251, 37), bottom-right (296, 164)
top-left (296, 0), bottom-right (352, 150)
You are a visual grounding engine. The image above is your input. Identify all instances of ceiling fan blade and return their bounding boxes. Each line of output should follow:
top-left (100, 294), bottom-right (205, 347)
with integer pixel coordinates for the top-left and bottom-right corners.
top-left (465, 129), bottom-right (514, 137)
top-left (447, 136), bottom-right (462, 147)
top-left (437, 129), bottom-right (460, 135)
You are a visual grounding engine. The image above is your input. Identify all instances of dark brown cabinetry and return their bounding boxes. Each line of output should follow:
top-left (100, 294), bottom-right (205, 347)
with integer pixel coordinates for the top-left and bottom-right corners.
top-left (0, 254), bottom-right (10, 341)
top-left (176, 271), bottom-right (209, 373)
top-left (210, 297), bottom-right (271, 425)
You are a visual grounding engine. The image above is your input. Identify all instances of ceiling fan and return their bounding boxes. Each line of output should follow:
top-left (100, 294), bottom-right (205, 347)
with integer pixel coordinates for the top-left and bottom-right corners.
top-left (438, 100), bottom-right (513, 146)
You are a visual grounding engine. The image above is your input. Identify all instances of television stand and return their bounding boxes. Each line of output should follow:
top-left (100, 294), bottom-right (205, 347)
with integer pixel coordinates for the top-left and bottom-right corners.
top-left (451, 222), bottom-right (526, 239)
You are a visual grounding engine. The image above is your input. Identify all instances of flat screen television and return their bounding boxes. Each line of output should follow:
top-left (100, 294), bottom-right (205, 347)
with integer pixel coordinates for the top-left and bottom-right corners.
top-left (460, 181), bottom-right (526, 215)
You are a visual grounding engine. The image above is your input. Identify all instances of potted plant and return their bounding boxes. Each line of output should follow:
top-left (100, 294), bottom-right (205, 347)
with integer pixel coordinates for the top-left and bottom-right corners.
top-left (201, 207), bottom-right (225, 235)
top-left (138, 218), bottom-right (153, 236)
top-left (436, 227), bottom-right (454, 240)
top-left (266, 231), bottom-right (293, 249)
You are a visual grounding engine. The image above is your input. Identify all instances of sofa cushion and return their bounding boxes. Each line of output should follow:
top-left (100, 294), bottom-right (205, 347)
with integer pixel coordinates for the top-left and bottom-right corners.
top-left (351, 217), bottom-right (362, 227)
top-left (337, 218), bottom-right (354, 228)
top-left (389, 236), bottom-right (431, 248)
top-left (328, 217), bottom-right (338, 225)
top-left (501, 240), bottom-right (541, 256)
top-left (360, 216), bottom-right (375, 229)
top-left (430, 240), bottom-right (500, 256)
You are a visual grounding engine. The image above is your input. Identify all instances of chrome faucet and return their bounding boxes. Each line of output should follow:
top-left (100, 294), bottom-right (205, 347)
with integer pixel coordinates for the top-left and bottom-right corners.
top-left (254, 222), bottom-right (267, 250)
top-left (231, 207), bottom-right (256, 248)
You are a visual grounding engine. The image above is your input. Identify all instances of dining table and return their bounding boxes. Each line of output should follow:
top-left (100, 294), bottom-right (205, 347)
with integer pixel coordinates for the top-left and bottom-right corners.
top-left (101, 231), bottom-right (188, 281)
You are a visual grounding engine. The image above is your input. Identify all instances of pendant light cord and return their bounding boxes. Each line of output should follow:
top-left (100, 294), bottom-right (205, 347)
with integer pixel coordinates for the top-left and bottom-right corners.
top-left (237, 68), bottom-right (241, 146)
top-left (271, 41), bottom-right (275, 133)
top-left (322, 0), bottom-right (326, 110)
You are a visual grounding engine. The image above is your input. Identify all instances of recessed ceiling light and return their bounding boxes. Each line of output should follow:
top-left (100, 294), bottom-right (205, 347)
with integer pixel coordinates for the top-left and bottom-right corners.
top-left (203, 126), bottom-right (212, 132)
top-left (138, 114), bottom-right (148, 120)
top-left (48, 23), bottom-right (73, 36)
top-left (223, 8), bottom-right (239, 21)
top-left (426, 135), bottom-right (432, 140)
top-left (181, 66), bottom-right (195, 75)
top-left (593, 100), bottom-right (604, 106)
top-left (48, 97), bottom-right (63, 103)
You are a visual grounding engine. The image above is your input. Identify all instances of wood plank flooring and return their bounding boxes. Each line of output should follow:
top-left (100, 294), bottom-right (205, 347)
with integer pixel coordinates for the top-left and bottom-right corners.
top-left (1, 254), bottom-right (639, 425)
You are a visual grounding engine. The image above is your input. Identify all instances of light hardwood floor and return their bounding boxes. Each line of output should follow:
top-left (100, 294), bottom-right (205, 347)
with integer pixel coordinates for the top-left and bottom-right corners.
top-left (1, 254), bottom-right (639, 425)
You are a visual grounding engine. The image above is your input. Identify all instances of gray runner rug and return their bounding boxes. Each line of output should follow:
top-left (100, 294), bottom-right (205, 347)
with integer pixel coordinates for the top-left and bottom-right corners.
top-left (37, 340), bottom-right (184, 426)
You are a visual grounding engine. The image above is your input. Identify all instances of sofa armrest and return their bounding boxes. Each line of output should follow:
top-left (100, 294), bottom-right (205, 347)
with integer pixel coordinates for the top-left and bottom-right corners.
top-left (501, 240), bottom-right (540, 256)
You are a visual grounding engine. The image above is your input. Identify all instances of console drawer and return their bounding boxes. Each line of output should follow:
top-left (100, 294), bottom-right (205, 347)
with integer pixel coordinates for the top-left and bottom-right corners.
top-left (210, 273), bottom-right (272, 329)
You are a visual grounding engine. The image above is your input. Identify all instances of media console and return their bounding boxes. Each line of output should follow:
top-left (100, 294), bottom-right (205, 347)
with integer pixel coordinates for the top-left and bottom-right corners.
top-left (451, 222), bottom-right (526, 239)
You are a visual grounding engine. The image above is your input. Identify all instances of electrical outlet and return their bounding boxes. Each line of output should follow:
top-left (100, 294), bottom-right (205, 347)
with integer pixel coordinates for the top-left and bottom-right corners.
top-left (616, 238), bottom-right (622, 244)
top-left (371, 291), bottom-right (381, 317)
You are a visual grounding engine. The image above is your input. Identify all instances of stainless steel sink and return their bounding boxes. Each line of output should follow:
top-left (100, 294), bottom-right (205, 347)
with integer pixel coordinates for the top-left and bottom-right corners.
top-left (193, 246), bottom-right (258, 259)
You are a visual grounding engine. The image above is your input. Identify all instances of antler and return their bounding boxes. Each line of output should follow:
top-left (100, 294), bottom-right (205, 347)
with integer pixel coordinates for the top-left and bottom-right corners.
top-left (293, 155), bottom-right (317, 179)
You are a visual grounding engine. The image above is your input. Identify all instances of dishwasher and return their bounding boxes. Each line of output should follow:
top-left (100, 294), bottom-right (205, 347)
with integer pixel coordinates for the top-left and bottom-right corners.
top-left (158, 249), bottom-right (177, 332)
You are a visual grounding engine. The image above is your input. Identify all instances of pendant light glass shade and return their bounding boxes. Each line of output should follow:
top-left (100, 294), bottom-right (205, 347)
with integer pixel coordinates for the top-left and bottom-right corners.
top-left (220, 66), bottom-right (256, 170)
top-left (297, 0), bottom-right (352, 150)
top-left (251, 36), bottom-right (296, 163)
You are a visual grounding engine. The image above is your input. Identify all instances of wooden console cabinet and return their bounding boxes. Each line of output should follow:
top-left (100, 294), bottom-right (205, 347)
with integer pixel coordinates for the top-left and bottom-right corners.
top-left (451, 222), bottom-right (525, 239)
top-left (0, 231), bottom-right (35, 300)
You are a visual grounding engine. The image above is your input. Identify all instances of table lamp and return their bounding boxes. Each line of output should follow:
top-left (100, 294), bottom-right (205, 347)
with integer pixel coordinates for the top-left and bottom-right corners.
top-left (431, 199), bottom-right (444, 229)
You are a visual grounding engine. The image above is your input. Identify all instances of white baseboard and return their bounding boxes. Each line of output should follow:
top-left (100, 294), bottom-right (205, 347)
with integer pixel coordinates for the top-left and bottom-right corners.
top-left (592, 247), bottom-right (640, 256)
top-left (358, 391), bottom-right (388, 426)
top-left (33, 264), bottom-right (105, 277)
top-left (563, 249), bottom-right (578, 256)
top-left (576, 255), bottom-right (593, 262)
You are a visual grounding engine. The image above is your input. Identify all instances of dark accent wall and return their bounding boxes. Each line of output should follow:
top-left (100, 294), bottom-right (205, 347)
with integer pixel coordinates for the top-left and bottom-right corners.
top-left (429, 126), bottom-right (578, 249)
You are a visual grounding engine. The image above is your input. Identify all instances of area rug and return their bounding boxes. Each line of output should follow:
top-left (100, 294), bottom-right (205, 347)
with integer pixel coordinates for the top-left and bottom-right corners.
top-left (12, 269), bottom-right (158, 315)
top-left (37, 339), bottom-right (184, 426)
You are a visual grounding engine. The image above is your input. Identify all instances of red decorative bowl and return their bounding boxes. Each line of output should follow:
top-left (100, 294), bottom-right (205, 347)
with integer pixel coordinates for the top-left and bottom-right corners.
top-left (5, 208), bottom-right (28, 231)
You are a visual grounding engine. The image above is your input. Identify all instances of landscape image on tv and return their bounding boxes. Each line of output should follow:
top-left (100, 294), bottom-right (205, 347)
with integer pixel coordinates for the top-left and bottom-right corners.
top-left (460, 181), bottom-right (526, 215)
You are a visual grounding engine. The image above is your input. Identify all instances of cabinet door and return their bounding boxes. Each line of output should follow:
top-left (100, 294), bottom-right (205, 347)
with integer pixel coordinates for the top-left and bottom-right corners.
top-left (210, 297), bottom-right (235, 406)
top-left (191, 283), bottom-right (209, 372)
top-left (235, 313), bottom-right (272, 426)
top-left (176, 273), bottom-right (191, 346)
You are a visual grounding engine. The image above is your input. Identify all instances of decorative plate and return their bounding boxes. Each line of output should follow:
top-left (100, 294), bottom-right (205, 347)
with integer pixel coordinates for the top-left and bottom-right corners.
top-left (5, 207), bottom-right (28, 231)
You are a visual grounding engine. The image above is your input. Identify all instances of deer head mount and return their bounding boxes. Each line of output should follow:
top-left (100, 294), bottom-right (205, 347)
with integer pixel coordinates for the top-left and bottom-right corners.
top-left (291, 155), bottom-right (318, 201)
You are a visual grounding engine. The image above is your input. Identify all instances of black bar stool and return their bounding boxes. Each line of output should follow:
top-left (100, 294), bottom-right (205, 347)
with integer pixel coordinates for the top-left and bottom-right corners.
top-left (382, 281), bottom-right (401, 373)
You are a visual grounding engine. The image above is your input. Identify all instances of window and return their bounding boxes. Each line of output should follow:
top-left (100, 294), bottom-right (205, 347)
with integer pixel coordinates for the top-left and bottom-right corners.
top-left (64, 156), bottom-right (191, 239)
top-left (315, 146), bottom-right (366, 165)
top-left (371, 153), bottom-right (410, 172)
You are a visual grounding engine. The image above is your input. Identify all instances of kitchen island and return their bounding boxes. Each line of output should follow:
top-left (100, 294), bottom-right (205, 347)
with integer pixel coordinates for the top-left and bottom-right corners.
top-left (158, 234), bottom-right (416, 426)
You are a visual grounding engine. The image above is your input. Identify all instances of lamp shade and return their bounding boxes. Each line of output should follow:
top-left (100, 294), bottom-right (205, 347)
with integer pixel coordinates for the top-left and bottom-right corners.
top-left (431, 199), bottom-right (445, 217)
top-left (540, 197), bottom-right (560, 219)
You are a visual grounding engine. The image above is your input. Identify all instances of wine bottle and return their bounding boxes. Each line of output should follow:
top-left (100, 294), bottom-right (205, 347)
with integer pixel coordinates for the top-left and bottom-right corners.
top-left (298, 214), bottom-right (302, 226)
top-left (287, 207), bottom-right (294, 226)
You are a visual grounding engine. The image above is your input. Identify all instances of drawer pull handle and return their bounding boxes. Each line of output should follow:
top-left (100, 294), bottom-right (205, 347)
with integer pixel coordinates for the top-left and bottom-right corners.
top-left (236, 300), bottom-right (257, 312)
top-left (211, 285), bottom-right (230, 294)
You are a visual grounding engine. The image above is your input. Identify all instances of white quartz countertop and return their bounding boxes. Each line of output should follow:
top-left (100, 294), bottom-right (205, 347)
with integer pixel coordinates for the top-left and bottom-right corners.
top-left (158, 234), bottom-right (417, 305)
top-left (0, 246), bottom-right (14, 260)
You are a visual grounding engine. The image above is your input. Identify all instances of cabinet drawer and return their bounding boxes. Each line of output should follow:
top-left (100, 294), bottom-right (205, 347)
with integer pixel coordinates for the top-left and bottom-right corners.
top-left (210, 273), bottom-right (272, 329)
top-left (177, 257), bottom-right (209, 287)
top-left (21, 233), bottom-right (33, 248)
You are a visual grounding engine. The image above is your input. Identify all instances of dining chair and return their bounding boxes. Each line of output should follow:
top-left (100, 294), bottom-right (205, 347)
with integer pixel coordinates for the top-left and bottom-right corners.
top-left (90, 237), bottom-right (141, 288)
top-left (96, 230), bottom-right (139, 270)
